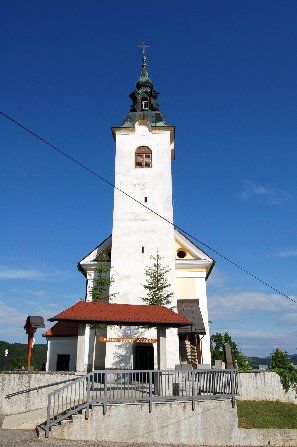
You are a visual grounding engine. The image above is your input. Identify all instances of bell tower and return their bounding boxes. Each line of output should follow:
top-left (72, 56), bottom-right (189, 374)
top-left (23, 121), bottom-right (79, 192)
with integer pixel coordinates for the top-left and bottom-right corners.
top-left (107, 50), bottom-right (179, 368)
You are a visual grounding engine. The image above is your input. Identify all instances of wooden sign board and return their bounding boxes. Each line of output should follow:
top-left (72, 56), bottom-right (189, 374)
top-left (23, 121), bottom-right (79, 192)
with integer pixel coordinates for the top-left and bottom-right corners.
top-left (97, 337), bottom-right (157, 344)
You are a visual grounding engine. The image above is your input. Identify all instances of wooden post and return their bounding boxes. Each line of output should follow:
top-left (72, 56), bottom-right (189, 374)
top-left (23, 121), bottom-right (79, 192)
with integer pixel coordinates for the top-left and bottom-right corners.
top-left (195, 334), bottom-right (202, 365)
top-left (26, 329), bottom-right (36, 370)
top-left (24, 316), bottom-right (44, 370)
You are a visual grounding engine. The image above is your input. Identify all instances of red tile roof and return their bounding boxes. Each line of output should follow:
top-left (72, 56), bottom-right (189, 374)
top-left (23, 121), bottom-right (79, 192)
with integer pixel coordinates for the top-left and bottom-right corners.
top-left (49, 301), bottom-right (192, 327)
top-left (43, 321), bottom-right (79, 338)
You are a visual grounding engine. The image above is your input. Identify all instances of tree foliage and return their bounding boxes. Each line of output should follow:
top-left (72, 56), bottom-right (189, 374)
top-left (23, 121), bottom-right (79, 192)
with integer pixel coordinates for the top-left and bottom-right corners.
top-left (142, 252), bottom-right (173, 306)
top-left (0, 340), bottom-right (46, 371)
top-left (270, 348), bottom-right (297, 393)
top-left (210, 332), bottom-right (250, 371)
top-left (90, 253), bottom-right (117, 332)
top-left (91, 253), bottom-right (117, 302)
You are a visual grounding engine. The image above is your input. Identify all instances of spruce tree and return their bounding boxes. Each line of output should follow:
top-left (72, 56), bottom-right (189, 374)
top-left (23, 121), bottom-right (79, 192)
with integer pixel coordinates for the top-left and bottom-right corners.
top-left (91, 253), bottom-right (117, 302)
top-left (142, 252), bottom-right (173, 306)
top-left (90, 253), bottom-right (117, 333)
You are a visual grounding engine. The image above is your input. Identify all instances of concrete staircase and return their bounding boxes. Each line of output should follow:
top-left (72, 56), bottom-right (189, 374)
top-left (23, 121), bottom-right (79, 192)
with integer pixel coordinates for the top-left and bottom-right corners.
top-left (36, 407), bottom-right (88, 439)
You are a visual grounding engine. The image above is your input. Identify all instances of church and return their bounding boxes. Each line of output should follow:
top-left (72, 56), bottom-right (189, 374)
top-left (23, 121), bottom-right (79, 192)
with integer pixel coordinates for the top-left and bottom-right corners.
top-left (44, 50), bottom-right (215, 373)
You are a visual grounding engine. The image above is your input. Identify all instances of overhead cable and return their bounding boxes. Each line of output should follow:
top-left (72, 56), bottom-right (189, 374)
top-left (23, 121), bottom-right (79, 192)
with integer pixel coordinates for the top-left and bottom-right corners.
top-left (1, 111), bottom-right (296, 305)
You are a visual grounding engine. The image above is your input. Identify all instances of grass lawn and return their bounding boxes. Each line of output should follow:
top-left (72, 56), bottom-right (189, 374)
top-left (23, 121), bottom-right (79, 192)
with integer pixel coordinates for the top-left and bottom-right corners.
top-left (237, 400), bottom-right (297, 429)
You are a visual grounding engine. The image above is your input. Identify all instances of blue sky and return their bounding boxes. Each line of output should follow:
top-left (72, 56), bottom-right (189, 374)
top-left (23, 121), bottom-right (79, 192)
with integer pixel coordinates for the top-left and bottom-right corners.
top-left (1, 1), bottom-right (296, 356)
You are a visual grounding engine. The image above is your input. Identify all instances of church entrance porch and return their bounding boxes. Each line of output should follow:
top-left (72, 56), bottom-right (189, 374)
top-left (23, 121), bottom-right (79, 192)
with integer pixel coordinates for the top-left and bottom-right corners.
top-left (45, 301), bottom-right (192, 372)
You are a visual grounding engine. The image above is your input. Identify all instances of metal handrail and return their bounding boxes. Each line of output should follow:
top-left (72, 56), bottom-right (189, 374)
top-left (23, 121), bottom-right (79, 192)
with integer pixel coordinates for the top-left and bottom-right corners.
top-left (45, 368), bottom-right (238, 437)
top-left (6, 377), bottom-right (80, 399)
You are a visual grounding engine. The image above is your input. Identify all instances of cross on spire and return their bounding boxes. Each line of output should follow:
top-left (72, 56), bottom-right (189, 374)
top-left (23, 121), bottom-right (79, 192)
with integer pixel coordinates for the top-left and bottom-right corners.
top-left (138, 42), bottom-right (150, 55)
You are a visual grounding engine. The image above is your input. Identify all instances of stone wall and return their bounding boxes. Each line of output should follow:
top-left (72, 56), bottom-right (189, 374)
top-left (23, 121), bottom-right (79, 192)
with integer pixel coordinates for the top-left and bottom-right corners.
top-left (237, 428), bottom-right (297, 447)
top-left (47, 400), bottom-right (297, 446)
top-left (238, 371), bottom-right (297, 403)
top-left (49, 400), bottom-right (239, 445)
top-left (0, 371), bottom-right (80, 415)
top-left (1, 370), bottom-right (296, 418)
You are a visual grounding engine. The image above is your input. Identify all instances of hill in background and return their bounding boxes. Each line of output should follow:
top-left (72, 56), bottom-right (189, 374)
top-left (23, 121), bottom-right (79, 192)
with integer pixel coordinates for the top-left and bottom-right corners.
top-left (0, 340), bottom-right (47, 371)
top-left (248, 354), bottom-right (297, 369)
top-left (0, 340), bottom-right (296, 371)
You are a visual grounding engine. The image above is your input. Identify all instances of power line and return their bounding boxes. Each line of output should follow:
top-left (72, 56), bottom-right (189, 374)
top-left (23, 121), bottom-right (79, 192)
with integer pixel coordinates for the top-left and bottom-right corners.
top-left (1, 110), bottom-right (296, 305)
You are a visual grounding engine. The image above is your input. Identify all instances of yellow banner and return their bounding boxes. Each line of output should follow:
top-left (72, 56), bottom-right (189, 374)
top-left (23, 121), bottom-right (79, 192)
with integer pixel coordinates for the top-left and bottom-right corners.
top-left (97, 337), bottom-right (157, 344)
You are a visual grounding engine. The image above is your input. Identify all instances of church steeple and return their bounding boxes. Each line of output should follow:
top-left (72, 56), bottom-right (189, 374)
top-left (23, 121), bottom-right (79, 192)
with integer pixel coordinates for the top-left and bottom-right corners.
top-left (121, 47), bottom-right (167, 127)
top-left (140, 53), bottom-right (149, 79)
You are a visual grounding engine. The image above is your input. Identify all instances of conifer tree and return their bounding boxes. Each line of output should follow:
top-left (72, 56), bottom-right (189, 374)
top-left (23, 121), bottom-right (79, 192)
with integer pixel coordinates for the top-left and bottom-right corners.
top-left (91, 253), bottom-right (117, 302)
top-left (142, 252), bottom-right (173, 306)
top-left (90, 253), bottom-right (117, 332)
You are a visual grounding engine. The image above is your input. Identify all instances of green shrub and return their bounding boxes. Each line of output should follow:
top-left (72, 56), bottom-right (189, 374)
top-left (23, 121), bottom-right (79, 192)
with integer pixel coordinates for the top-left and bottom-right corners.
top-left (271, 348), bottom-right (297, 392)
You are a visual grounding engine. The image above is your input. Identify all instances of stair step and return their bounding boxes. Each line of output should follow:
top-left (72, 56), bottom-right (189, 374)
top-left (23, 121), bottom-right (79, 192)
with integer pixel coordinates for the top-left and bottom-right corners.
top-left (71, 413), bottom-right (84, 421)
top-left (60, 419), bottom-right (72, 425)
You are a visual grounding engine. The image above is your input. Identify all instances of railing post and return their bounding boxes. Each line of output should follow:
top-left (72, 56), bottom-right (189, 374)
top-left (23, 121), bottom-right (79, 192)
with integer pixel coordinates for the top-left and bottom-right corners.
top-left (212, 371), bottom-right (216, 395)
top-left (191, 371), bottom-right (195, 411)
top-left (103, 372), bottom-right (107, 415)
top-left (149, 370), bottom-right (152, 413)
top-left (86, 374), bottom-right (91, 419)
top-left (45, 393), bottom-right (51, 438)
top-left (230, 370), bottom-right (236, 408)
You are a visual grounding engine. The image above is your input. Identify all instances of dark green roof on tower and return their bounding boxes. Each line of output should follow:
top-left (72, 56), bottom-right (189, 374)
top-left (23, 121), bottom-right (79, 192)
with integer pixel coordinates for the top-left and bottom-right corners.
top-left (122, 46), bottom-right (167, 127)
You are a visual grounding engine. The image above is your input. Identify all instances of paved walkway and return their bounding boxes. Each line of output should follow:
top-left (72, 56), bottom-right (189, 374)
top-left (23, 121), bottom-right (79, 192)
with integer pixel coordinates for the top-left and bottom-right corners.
top-left (0, 428), bottom-right (137, 447)
top-left (0, 428), bottom-right (214, 447)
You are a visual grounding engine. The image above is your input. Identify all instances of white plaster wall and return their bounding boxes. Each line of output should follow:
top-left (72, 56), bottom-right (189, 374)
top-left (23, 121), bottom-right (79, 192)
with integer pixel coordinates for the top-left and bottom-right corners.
top-left (108, 124), bottom-right (178, 368)
top-left (104, 325), bottom-right (155, 369)
top-left (176, 270), bottom-right (211, 365)
top-left (47, 338), bottom-right (77, 372)
top-left (110, 125), bottom-right (175, 305)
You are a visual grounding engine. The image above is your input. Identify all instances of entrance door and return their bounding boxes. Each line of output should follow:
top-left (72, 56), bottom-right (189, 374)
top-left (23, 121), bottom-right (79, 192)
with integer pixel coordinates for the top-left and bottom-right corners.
top-left (134, 344), bottom-right (154, 370)
top-left (56, 354), bottom-right (70, 371)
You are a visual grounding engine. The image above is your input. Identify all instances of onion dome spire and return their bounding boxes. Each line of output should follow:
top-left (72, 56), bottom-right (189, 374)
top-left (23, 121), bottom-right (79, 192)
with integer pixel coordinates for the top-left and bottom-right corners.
top-left (141, 53), bottom-right (149, 78)
top-left (121, 44), bottom-right (167, 127)
top-left (136, 54), bottom-right (153, 90)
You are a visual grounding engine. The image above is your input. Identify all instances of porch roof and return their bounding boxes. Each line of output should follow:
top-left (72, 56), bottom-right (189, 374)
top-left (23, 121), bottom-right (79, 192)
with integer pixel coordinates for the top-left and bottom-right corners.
top-left (43, 321), bottom-right (79, 338)
top-left (49, 301), bottom-right (192, 327)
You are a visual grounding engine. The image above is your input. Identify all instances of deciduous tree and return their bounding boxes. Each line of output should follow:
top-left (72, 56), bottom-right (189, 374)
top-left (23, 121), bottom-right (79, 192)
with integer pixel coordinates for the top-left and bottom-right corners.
top-left (271, 348), bottom-right (297, 392)
top-left (211, 332), bottom-right (250, 371)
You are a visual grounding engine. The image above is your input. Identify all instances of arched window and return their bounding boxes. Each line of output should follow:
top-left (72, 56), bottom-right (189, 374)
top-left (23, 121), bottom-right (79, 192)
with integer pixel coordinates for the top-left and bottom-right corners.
top-left (141, 97), bottom-right (149, 110)
top-left (135, 146), bottom-right (152, 168)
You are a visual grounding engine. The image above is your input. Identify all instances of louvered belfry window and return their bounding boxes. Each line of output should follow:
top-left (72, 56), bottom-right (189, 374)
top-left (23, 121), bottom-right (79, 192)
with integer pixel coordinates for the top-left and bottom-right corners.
top-left (135, 146), bottom-right (152, 168)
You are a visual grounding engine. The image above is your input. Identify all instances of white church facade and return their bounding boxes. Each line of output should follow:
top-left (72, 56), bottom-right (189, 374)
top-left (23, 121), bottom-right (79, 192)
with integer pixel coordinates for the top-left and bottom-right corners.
top-left (44, 52), bottom-right (215, 372)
